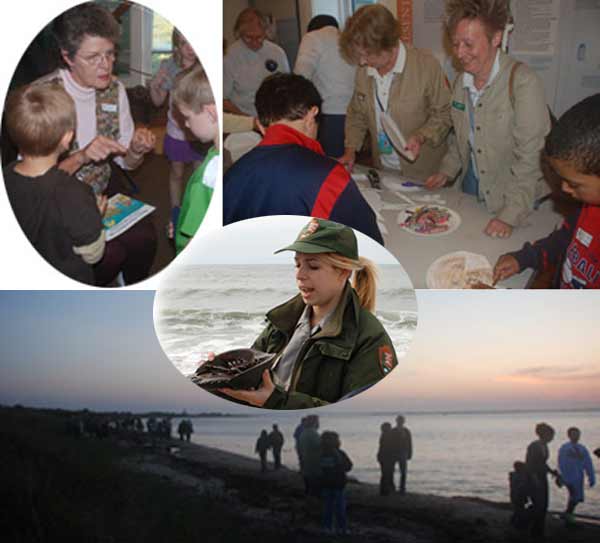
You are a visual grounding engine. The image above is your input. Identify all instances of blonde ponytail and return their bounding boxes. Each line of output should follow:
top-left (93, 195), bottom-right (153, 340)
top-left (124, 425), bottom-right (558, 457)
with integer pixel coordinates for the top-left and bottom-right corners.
top-left (321, 253), bottom-right (378, 313)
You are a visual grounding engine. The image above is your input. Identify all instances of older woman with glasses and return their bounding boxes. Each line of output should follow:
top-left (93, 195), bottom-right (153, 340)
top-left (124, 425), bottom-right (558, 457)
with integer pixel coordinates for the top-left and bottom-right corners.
top-left (339, 4), bottom-right (452, 180)
top-left (224, 7), bottom-right (290, 117)
top-left (35, 2), bottom-right (157, 285)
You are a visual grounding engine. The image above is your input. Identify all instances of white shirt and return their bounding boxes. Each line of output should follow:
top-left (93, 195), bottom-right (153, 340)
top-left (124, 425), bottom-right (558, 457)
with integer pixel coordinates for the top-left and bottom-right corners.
top-left (224, 39), bottom-right (290, 116)
top-left (462, 50), bottom-right (501, 107)
top-left (294, 26), bottom-right (356, 115)
top-left (367, 41), bottom-right (407, 170)
top-left (463, 50), bottom-right (500, 173)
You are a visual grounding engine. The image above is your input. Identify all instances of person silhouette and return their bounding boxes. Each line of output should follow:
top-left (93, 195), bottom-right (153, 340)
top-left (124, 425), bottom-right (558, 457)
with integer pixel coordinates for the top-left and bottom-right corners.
top-left (377, 422), bottom-right (395, 495)
top-left (390, 415), bottom-right (412, 494)
top-left (269, 424), bottom-right (285, 469)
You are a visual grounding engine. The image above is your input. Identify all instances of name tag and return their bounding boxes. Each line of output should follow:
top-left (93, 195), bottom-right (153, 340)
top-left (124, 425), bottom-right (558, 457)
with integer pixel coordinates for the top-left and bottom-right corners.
top-left (452, 100), bottom-right (465, 111)
top-left (101, 103), bottom-right (117, 113)
top-left (377, 131), bottom-right (393, 155)
top-left (576, 227), bottom-right (593, 247)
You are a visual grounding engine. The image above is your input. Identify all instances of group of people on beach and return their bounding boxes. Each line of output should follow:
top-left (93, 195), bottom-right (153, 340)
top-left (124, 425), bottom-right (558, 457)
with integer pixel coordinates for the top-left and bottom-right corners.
top-left (253, 414), bottom-right (415, 535)
top-left (510, 423), bottom-right (597, 538)
top-left (3, 2), bottom-right (219, 285)
top-left (223, 0), bottom-right (600, 290)
top-left (294, 415), bottom-right (354, 535)
top-left (254, 415), bottom-right (354, 535)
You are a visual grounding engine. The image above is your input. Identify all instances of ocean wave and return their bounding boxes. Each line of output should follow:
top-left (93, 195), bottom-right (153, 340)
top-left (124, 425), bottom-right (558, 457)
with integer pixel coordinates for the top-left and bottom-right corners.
top-left (159, 286), bottom-right (295, 300)
top-left (376, 311), bottom-right (418, 329)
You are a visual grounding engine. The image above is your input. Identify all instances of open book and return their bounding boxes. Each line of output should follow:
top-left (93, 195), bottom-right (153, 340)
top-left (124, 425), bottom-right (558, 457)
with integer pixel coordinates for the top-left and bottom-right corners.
top-left (103, 193), bottom-right (155, 241)
top-left (381, 112), bottom-right (416, 162)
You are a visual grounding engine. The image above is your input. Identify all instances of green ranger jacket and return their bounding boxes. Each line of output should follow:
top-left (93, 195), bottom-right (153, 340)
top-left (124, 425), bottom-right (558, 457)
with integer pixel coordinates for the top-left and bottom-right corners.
top-left (256, 283), bottom-right (398, 409)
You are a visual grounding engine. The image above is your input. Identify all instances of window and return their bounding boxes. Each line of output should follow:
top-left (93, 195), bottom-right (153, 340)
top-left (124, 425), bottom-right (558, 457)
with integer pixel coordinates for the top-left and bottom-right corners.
top-left (151, 13), bottom-right (174, 74)
top-left (352, 0), bottom-right (377, 10)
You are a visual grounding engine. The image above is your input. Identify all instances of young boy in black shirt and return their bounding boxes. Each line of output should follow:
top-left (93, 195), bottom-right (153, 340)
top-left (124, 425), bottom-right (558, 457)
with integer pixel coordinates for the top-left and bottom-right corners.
top-left (3, 83), bottom-right (105, 284)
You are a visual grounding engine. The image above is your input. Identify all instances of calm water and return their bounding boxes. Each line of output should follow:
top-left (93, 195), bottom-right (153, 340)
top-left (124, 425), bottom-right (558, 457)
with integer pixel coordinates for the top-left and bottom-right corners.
top-left (169, 410), bottom-right (600, 516)
top-left (154, 264), bottom-right (418, 376)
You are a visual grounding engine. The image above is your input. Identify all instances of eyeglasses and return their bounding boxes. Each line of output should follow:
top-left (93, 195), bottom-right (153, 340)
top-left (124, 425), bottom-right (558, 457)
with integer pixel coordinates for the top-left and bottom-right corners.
top-left (76, 51), bottom-right (116, 67)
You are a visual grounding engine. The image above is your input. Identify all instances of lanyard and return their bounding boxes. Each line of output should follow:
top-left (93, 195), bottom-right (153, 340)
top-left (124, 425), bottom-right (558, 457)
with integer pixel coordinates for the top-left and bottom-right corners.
top-left (375, 85), bottom-right (386, 113)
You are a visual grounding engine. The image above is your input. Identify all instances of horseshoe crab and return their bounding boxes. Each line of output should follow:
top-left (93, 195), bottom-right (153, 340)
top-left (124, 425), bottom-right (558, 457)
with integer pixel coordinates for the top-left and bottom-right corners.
top-left (191, 349), bottom-right (277, 391)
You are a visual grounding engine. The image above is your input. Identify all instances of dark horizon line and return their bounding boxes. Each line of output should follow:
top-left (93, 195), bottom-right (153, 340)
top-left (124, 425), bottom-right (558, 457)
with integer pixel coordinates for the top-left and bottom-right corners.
top-left (3, 403), bottom-right (600, 418)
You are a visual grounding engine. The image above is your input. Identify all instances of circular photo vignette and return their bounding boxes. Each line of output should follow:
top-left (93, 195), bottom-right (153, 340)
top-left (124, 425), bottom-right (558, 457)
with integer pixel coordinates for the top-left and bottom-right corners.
top-left (153, 215), bottom-right (418, 410)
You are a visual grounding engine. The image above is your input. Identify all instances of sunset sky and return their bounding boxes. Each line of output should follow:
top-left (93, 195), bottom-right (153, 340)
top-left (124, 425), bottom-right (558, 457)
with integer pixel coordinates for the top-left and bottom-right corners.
top-left (1, 290), bottom-right (598, 413)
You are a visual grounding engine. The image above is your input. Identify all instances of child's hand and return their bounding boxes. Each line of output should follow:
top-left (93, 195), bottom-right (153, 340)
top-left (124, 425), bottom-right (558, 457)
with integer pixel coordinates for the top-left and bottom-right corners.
top-left (153, 67), bottom-right (169, 89)
top-left (493, 254), bottom-right (520, 284)
top-left (131, 127), bottom-right (156, 155)
top-left (96, 195), bottom-right (108, 217)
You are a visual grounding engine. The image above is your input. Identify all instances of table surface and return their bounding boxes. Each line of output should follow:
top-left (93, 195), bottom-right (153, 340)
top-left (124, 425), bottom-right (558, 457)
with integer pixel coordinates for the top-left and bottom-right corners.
top-left (354, 167), bottom-right (564, 289)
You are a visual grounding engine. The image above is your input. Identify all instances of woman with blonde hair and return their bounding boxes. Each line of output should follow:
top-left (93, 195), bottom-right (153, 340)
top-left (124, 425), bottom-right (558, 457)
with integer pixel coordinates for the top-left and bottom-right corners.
top-left (425, 0), bottom-right (551, 239)
top-left (339, 4), bottom-right (451, 179)
top-left (219, 218), bottom-right (398, 409)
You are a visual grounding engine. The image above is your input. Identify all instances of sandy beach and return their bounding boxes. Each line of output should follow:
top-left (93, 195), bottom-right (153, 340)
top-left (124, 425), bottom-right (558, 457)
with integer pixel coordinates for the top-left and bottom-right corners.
top-left (127, 438), bottom-right (600, 543)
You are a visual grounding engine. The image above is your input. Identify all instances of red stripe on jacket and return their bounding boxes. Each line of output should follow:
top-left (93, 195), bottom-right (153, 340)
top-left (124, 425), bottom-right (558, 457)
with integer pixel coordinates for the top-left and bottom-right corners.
top-left (311, 164), bottom-right (350, 219)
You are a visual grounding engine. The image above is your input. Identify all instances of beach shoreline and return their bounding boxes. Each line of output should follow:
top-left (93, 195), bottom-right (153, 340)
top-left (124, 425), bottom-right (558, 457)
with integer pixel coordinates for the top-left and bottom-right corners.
top-left (2, 405), bottom-right (598, 542)
top-left (129, 438), bottom-right (599, 542)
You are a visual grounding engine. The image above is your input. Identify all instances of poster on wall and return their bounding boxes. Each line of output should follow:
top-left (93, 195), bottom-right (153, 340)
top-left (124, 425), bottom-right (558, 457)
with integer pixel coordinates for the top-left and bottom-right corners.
top-left (510, 0), bottom-right (561, 111)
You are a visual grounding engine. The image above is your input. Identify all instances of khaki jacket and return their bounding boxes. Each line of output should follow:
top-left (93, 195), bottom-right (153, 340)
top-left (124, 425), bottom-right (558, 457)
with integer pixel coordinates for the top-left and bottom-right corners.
top-left (345, 46), bottom-right (451, 179)
top-left (439, 52), bottom-right (551, 226)
top-left (258, 283), bottom-right (398, 409)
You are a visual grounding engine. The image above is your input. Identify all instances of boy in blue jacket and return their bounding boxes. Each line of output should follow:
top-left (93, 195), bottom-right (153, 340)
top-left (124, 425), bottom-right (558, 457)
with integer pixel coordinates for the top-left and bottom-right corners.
top-left (494, 93), bottom-right (600, 288)
top-left (224, 73), bottom-right (383, 245)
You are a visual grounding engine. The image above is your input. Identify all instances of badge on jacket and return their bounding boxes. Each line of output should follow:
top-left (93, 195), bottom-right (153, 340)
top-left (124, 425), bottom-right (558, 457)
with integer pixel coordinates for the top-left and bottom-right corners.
top-left (378, 345), bottom-right (395, 375)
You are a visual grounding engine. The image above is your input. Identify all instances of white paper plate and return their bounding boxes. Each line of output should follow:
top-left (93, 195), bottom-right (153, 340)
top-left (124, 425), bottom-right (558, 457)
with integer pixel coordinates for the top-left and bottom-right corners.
top-left (381, 112), bottom-right (415, 162)
top-left (426, 251), bottom-right (494, 289)
top-left (397, 205), bottom-right (461, 237)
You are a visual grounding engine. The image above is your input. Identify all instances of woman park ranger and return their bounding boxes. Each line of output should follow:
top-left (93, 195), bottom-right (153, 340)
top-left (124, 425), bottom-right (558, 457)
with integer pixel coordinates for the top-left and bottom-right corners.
top-left (425, 0), bottom-right (551, 239)
top-left (219, 219), bottom-right (398, 410)
top-left (338, 4), bottom-right (452, 179)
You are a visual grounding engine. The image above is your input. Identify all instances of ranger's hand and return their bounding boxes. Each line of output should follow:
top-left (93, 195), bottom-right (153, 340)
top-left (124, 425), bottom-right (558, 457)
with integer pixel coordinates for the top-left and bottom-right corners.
top-left (218, 369), bottom-right (275, 407)
top-left (405, 134), bottom-right (424, 161)
top-left (424, 172), bottom-right (448, 190)
top-left (485, 218), bottom-right (513, 238)
top-left (337, 149), bottom-right (356, 172)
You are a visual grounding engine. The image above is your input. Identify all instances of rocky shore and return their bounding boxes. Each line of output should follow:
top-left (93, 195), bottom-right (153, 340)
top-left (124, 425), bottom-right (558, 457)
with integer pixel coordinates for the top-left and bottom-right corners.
top-left (126, 439), bottom-right (600, 543)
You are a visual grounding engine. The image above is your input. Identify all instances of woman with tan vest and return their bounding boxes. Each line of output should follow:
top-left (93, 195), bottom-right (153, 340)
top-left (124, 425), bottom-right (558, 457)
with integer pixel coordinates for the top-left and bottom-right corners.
top-left (339, 4), bottom-right (452, 180)
top-left (425, 0), bottom-right (551, 239)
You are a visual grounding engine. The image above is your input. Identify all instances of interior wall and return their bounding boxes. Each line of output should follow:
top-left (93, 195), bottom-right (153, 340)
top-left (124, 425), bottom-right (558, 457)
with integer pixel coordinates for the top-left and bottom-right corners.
top-left (224, 0), bottom-right (250, 50)
top-left (253, 0), bottom-right (300, 67)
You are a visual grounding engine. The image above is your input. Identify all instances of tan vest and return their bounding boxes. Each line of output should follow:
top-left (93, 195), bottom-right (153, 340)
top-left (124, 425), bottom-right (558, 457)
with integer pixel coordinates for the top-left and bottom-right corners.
top-left (345, 46), bottom-right (452, 179)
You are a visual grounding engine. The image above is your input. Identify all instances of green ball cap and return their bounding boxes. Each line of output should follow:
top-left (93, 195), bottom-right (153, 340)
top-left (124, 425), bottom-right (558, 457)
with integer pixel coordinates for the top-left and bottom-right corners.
top-left (275, 218), bottom-right (358, 260)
